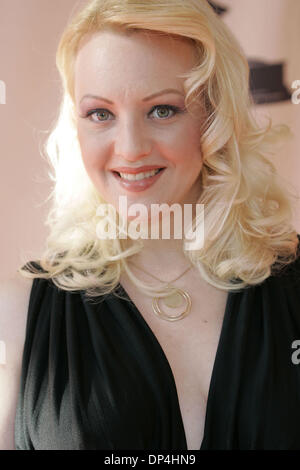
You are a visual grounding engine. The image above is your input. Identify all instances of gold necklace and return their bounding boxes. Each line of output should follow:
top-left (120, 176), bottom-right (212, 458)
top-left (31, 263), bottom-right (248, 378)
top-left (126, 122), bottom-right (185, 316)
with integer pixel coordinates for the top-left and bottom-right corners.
top-left (129, 262), bottom-right (193, 322)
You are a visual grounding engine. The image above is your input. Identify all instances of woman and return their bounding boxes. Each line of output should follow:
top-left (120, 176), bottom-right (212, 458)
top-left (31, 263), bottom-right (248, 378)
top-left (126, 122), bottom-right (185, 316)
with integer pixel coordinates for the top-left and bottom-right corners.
top-left (2, 0), bottom-right (300, 450)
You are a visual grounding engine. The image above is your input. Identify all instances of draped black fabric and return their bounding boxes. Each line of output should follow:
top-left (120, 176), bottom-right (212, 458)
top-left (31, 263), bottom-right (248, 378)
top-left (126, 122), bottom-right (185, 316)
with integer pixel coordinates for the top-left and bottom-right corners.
top-left (15, 244), bottom-right (300, 450)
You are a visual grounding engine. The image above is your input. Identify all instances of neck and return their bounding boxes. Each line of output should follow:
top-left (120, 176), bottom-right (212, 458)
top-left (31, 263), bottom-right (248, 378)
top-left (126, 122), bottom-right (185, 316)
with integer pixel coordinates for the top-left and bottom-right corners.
top-left (121, 235), bottom-right (193, 284)
top-left (120, 197), bottom-right (201, 280)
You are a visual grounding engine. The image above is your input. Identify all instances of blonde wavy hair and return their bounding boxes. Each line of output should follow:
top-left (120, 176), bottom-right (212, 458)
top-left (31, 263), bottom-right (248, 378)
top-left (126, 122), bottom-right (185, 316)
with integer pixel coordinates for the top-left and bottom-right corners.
top-left (19, 0), bottom-right (299, 301)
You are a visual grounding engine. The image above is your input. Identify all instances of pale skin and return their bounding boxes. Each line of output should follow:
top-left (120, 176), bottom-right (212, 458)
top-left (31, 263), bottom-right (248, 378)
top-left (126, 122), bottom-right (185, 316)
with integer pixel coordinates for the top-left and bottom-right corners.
top-left (74, 29), bottom-right (228, 450)
top-left (74, 29), bottom-right (204, 276)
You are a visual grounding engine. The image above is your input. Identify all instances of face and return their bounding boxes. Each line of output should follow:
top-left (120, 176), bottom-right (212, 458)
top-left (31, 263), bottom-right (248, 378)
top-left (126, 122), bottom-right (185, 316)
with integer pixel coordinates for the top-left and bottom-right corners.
top-left (74, 29), bottom-right (204, 223)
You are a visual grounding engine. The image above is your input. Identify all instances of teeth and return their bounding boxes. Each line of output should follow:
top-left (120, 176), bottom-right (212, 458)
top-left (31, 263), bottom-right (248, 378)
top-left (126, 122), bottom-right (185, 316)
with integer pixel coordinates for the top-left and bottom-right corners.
top-left (119, 169), bottom-right (161, 181)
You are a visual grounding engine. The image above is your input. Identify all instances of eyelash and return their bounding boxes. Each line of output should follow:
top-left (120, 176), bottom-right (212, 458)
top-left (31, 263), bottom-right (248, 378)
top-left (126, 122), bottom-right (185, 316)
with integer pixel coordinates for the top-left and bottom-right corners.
top-left (84, 104), bottom-right (183, 123)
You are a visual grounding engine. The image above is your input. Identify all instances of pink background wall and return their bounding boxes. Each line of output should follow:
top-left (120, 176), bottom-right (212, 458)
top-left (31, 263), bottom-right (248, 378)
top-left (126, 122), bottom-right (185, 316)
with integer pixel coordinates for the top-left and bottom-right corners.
top-left (0, 0), bottom-right (299, 281)
top-left (223, 0), bottom-right (300, 234)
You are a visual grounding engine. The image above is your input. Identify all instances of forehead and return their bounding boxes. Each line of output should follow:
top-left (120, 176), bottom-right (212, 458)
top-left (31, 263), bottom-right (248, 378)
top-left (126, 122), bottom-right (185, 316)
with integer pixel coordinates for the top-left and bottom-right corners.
top-left (74, 29), bottom-right (197, 100)
top-left (75, 28), bottom-right (196, 66)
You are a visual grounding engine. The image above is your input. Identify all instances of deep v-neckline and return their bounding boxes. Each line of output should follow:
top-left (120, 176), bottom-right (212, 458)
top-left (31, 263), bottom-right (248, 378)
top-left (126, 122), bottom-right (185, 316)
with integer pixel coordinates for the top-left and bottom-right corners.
top-left (116, 282), bottom-right (234, 450)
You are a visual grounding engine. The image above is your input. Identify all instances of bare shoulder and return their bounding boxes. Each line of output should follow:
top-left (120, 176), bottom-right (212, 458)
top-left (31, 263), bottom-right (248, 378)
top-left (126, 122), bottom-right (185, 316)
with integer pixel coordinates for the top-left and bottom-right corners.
top-left (0, 275), bottom-right (33, 450)
top-left (0, 275), bottom-right (33, 355)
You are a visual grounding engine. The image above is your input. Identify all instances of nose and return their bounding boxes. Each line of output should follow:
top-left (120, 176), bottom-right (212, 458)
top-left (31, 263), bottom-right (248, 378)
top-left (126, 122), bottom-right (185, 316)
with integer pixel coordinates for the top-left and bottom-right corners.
top-left (114, 117), bottom-right (152, 161)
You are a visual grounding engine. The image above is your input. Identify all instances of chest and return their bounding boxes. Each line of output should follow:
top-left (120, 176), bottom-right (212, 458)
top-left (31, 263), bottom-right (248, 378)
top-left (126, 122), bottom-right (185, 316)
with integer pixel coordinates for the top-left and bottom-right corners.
top-left (119, 279), bottom-right (228, 450)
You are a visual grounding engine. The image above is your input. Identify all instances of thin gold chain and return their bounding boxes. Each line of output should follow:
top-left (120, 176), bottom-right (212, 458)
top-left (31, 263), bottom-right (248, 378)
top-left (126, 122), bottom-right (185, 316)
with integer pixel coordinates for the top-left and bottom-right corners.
top-left (128, 261), bottom-right (193, 285)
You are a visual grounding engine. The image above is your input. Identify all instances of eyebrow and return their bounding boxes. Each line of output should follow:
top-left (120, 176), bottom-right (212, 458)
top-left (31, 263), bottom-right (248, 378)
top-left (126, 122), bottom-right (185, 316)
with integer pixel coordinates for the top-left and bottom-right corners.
top-left (80, 88), bottom-right (184, 104)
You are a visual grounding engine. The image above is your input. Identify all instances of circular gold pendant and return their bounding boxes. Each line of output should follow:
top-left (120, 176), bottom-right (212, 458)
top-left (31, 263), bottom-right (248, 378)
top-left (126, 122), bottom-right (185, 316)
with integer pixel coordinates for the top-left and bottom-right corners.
top-left (152, 287), bottom-right (192, 322)
top-left (163, 291), bottom-right (183, 308)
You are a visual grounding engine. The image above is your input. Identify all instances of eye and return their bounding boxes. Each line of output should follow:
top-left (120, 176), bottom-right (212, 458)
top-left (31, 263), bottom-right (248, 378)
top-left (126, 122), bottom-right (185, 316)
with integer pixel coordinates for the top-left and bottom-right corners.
top-left (85, 109), bottom-right (112, 122)
top-left (149, 104), bottom-right (182, 119)
top-left (84, 104), bottom-right (183, 123)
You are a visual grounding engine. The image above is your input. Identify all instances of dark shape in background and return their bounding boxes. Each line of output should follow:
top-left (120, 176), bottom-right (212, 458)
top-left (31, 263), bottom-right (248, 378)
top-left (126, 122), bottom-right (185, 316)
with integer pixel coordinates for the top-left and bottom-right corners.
top-left (208, 1), bottom-right (291, 105)
top-left (248, 60), bottom-right (291, 104)
top-left (208, 1), bottom-right (227, 15)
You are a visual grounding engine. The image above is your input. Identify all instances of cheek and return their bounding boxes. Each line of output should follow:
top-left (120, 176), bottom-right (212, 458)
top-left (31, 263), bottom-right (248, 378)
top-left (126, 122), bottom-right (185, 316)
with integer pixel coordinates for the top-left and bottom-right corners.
top-left (169, 124), bottom-right (202, 165)
top-left (77, 134), bottom-right (106, 173)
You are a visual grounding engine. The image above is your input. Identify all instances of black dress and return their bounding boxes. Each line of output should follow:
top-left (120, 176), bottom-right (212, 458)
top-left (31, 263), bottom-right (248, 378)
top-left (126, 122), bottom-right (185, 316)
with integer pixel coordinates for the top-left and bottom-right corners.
top-left (15, 246), bottom-right (300, 450)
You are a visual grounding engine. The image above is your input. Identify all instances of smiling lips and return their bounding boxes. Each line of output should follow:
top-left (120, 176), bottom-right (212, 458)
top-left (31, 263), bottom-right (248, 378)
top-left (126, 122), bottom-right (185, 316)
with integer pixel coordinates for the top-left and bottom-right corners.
top-left (110, 165), bottom-right (166, 174)
top-left (111, 167), bottom-right (166, 192)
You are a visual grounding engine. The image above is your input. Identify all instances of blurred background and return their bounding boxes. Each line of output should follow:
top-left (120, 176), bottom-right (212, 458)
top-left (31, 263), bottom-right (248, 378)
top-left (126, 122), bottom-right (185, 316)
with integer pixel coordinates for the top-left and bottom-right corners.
top-left (0, 0), bottom-right (299, 281)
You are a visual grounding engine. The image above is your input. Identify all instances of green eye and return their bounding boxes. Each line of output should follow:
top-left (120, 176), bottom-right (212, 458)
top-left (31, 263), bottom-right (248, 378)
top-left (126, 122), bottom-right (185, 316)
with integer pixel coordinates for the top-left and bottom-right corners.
top-left (85, 104), bottom-right (183, 123)
top-left (94, 110), bottom-right (110, 121)
top-left (153, 106), bottom-right (172, 118)
top-left (150, 105), bottom-right (182, 119)
top-left (85, 109), bottom-right (112, 122)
